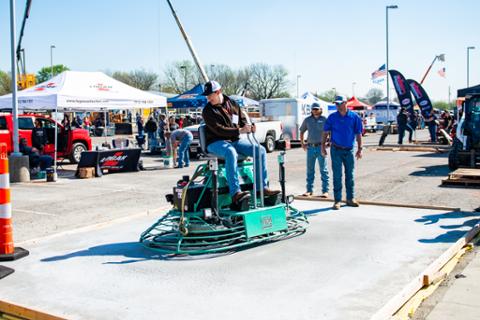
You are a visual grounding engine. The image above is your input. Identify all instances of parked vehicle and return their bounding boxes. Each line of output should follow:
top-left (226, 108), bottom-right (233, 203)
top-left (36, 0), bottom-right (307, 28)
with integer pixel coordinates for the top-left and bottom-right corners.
top-left (448, 90), bottom-right (480, 170)
top-left (259, 97), bottom-right (334, 142)
top-left (0, 113), bottom-right (92, 163)
top-left (372, 101), bottom-right (400, 126)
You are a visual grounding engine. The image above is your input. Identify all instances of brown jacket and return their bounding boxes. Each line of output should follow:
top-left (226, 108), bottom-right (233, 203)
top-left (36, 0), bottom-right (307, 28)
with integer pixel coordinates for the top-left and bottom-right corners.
top-left (202, 95), bottom-right (247, 146)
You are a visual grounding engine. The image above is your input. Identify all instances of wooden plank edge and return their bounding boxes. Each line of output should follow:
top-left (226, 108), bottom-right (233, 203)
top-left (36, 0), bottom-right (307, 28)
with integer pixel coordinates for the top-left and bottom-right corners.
top-left (371, 223), bottom-right (480, 320)
top-left (294, 195), bottom-right (461, 212)
top-left (392, 246), bottom-right (470, 320)
top-left (0, 300), bottom-right (65, 320)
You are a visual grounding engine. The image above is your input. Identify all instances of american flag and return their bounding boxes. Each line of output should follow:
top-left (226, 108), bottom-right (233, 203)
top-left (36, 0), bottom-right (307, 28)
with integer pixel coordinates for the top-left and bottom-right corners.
top-left (438, 67), bottom-right (446, 78)
top-left (371, 64), bottom-right (386, 83)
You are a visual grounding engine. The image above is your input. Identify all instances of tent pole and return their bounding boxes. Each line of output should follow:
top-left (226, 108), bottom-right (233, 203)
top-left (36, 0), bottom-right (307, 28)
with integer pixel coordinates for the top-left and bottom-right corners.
top-left (104, 110), bottom-right (107, 146)
top-left (53, 105), bottom-right (58, 181)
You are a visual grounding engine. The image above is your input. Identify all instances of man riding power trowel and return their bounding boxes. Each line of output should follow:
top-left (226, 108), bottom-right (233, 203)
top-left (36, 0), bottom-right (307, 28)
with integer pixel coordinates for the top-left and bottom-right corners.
top-left (201, 80), bottom-right (281, 209)
top-left (139, 80), bottom-right (307, 255)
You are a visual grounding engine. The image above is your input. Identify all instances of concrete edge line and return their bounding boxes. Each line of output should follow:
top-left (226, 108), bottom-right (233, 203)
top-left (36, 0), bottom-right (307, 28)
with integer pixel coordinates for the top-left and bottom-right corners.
top-left (293, 196), bottom-right (461, 212)
top-left (17, 204), bottom-right (172, 246)
top-left (0, 299), bottom-right (65, 320)
top-left (370, 223), bottom-right (480, 320)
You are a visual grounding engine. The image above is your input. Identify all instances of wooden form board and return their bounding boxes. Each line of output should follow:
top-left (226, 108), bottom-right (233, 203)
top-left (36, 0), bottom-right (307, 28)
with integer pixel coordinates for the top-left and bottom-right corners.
top-left (0, 300), bottom-right (65, 320)
top-left (371, 223), bottom-right (480, 320)
top-left (294, 195), bottom-right (461, 212)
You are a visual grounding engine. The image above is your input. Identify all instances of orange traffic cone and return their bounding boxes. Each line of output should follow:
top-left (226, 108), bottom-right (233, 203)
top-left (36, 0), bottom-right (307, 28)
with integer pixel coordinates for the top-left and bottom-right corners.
top-left (0, 143), bottom-right (29, 261)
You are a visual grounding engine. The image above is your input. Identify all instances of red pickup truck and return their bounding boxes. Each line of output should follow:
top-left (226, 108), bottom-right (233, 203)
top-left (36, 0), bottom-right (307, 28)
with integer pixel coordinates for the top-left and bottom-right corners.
top-left (0, 113), bottom-right (92, 163)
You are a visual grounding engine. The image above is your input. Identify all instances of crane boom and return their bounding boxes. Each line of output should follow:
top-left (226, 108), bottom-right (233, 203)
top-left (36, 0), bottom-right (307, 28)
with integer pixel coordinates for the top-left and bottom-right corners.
top-left (165, 0), bottom-right (209, 83)
top-left (16, 0), bottom-right (32, 75)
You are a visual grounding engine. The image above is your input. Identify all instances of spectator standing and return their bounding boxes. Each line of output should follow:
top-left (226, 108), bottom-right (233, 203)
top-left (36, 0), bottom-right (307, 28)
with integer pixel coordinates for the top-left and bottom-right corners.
top-left (145, 116), bottom-right (158, 151)
top-left (396, 107), bottom-right (408, 144)
top-left (424, 112), bottom-right (437, 143)
top-left (322, 95), bottom-right (363, 210)
top-left (300, 103), bottom-right (329, 198)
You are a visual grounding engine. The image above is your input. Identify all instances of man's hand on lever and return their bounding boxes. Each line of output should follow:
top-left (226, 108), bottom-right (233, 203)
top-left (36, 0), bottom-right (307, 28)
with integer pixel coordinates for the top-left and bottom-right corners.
top-left (239, 124), bottom-right (252, 134)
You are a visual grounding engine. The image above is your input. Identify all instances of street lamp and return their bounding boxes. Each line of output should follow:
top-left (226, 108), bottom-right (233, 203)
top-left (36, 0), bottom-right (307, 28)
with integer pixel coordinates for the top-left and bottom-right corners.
top-left (467, 46), bottom-right (475, 87)
top-left (296, 74), bottom-right (301, 98)
top-left (352, 82), bottom-right (357, 96)
top-left (180, 65), bottom-right (187, 91)
top-left (386, 4), bottom-right (398, 123)
top-left (50, 45), bottom-right (55, 79)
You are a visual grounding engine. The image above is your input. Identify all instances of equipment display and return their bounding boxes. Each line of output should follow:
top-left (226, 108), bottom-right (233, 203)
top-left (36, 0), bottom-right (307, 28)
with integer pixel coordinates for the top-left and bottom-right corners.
top-left (140, 126), bottom-right (307, 255)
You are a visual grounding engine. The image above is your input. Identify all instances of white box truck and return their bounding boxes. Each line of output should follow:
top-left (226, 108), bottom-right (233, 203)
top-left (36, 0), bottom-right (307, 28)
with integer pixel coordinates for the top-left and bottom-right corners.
top-left (259, 97), bottom-right (335, 142)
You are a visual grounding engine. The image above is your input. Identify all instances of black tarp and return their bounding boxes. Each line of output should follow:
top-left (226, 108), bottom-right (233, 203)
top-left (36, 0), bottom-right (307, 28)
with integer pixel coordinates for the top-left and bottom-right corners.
top-left (458, 84), bottom-right (480, 98)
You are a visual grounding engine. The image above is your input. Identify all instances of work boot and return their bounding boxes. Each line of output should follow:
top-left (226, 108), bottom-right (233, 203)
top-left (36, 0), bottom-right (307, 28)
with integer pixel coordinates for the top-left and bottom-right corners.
top-left (231, 191), bottom-right (251, 212)
top-left (233, 191), bottom-right (250, 203)
top-left (346, 199), bottom-right (360, 207)
top-left (263, 188), bottom-right (281, 197)
top-left (332, 202), bottom-right (341, 210)
top-left (302, 191), bottom-right (313, 197)
top-left (319, 192), bottom-right (329, 198)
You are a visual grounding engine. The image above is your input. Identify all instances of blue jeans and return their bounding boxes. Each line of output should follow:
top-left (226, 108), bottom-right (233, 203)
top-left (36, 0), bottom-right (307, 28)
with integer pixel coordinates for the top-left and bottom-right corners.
top-left (177, 134), bottom-right (193, 168)
top-left (398, 124), bottom-right (406, 144)
top-left (306, 146), bottom-right (329, 193)
top-left (331, 146), bottom-right (355, 202)
top-left (427, 123), bottom-right (437, 142)
top-left (207, 139), bottom-right (268, 196)
top-left (148, 131), bottom-right (157, 151)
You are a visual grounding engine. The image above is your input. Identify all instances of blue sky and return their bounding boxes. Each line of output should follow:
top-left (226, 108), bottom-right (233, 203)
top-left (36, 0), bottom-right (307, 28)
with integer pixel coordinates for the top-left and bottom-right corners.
top-left (0, 0), bottom-right (478, 102)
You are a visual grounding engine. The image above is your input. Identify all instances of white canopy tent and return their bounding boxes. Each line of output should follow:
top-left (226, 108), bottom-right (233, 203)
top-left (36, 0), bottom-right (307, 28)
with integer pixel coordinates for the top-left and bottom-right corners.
top-left (0, 70), bottom-right (167, 111)
top-left (0, 71), bottom-right (167, 180)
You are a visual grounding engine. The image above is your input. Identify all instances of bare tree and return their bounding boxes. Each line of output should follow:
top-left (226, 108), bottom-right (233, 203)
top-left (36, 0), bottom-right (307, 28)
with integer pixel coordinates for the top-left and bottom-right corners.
top-left (246, 63), bottom-right (290, 100)
top-left (0, 71), bottom-right (12, 95)
top-left (112, 69), bottom-right (158, 91)
top-left (204, 64), bottom-right (239, 95)
top-left (365, 88), bottom-right (384, 105)
top-left (162, 60), bottom-right (199, 93)
top-left (316, 89), bottom-right (336, 103)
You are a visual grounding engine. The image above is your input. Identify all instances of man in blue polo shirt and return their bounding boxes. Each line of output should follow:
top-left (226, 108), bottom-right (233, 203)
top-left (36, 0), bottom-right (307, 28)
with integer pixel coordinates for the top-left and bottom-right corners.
top-left (322, 95), bottom-right (363, 210)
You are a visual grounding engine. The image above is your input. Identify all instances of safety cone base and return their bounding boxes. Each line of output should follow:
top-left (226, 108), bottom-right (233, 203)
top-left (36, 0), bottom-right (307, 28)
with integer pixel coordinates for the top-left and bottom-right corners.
top-left (0, 247), bottom-right (29, 262)
top-left (0, 265), bottom-right (14, 279)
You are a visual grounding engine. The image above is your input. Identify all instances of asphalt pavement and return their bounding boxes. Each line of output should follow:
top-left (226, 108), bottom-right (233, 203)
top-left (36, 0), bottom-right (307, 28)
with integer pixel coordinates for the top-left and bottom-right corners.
top-left (3, 128), bottom-right (480, 319)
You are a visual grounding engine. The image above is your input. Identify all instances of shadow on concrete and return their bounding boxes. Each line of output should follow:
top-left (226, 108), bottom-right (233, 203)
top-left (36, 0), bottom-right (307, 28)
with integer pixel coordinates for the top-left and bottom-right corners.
top-left (413, 152), bottom-right (448, 159)
top-left (415, 211), bottom-right (480, 243)
top-left (409, 164), bottom-right (450, 177)
top-left (40, 242), bottom-right (233, 264)
top-left (303, 207), bottom-right (333, 215)
top-left (415, 211), bottom-right (479, 225)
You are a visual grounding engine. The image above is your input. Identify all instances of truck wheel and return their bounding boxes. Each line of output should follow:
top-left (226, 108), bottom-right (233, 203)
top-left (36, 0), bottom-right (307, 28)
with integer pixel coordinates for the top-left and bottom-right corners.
top-left (70, 142), bottom-right (87, 164)
top-left (264, 135), bottom-right (275, 153)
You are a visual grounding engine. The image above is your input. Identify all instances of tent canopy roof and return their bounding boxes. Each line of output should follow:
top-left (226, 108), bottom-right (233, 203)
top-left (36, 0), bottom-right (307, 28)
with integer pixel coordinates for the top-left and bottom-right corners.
top-left (347, 96), bottom-right (372, 110)
top-left (0, 71), bottom-right (166, 111)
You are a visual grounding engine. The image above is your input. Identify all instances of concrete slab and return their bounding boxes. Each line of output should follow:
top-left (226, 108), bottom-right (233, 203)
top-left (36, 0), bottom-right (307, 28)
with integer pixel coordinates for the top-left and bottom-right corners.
top-left (1, 201), bottom-right (478, 320)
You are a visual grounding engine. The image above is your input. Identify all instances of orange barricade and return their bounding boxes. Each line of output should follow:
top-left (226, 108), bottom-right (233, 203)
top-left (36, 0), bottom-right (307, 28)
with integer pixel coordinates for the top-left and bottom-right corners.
top-left (0, 143), bottom-right (29, 261)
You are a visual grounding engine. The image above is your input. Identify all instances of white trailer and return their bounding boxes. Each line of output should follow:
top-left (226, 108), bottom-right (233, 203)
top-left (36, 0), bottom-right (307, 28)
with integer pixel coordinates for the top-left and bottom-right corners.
top-left (259, 97), bottom-right (334, 141)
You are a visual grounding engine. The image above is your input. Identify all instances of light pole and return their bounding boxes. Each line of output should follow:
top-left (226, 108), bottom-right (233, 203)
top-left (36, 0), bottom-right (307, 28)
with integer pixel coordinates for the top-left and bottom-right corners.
top-left (296, 75), bottom-right (301, 98)
top-left (352, 82), bottom-right (357, 97)
top-left (9, 0), bottom-right (20, 155)
top-left (467, 46), bottom-right (475, 87)
top-left (386, 4), bottom-right (398, 123)
top-left (180, 65), bottom-right (187, 91)
top-left (50, 45), bottom-right (55, 79)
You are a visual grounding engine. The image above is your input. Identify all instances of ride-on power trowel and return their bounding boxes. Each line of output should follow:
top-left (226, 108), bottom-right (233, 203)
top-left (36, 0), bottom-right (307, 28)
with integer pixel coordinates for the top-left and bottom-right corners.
top-left (140, 124), bottom-right (308, 255)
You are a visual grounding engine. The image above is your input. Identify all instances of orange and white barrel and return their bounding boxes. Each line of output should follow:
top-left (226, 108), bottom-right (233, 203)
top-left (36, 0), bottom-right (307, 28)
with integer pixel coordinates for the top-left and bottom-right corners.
top-left (0, 143), bottom-right (13, 255)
